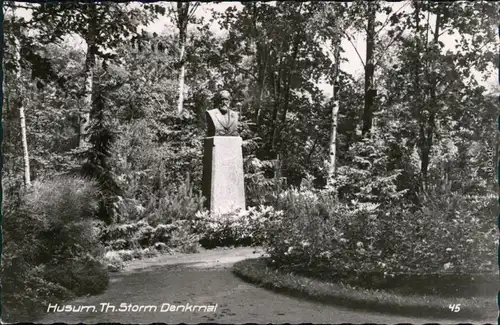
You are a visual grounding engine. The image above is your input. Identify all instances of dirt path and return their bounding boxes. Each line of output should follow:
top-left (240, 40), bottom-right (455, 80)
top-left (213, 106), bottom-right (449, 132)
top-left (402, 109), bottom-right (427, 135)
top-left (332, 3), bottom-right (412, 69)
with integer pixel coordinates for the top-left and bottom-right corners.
top-left (38, 247), bottom-right (495, 324)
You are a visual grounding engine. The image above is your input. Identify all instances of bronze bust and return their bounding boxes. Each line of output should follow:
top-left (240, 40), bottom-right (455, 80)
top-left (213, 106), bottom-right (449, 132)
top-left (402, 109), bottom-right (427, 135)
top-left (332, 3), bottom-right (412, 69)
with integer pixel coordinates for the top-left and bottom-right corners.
top-left (206, 90), bottom-right (239, 137)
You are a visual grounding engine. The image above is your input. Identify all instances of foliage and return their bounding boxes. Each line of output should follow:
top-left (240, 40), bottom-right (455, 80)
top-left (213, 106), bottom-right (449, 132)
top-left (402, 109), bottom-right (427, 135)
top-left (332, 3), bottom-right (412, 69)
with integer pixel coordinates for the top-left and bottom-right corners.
top-left (2, 2), bottom-right (498, 314)
top-left (79, 81), bottom-right (122, 224)
top-left (335, 129), bottom-right (408, 206)
top-left (107, 42), bottom-right (206, 222)
top-left (263, 186), bottom-right (497, 295)
top-left (243, 155), bottom-right (282, 206)
top-left (145, 174), bottom-right (205, 226)
top-left (194, 206), bottom-right (283, 248)
top-left (1, 176), bottom-right (109, 322)
top-left (99, 219), bottom-right (201, 255)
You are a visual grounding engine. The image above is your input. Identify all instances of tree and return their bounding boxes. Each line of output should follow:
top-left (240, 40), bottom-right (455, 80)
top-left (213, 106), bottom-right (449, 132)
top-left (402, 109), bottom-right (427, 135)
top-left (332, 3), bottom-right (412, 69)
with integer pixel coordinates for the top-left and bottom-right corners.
top-left (80, 80), bottom-right (122, 224)
top-left (169, 2), bottom-right (200, 115)
top-left (358, 1), bottom-right (409, 137)
top-left (327, 22), bottom-right (341, 188)
top-left (13, 22), bottom-right (31, 187)
top-left (30, 2), bottom-right (161, 148)
top-left (4, 4), bottom-right (33, 187)
top-left (361, 2), bottom-right (376, 137)
top-left (412, 1), bottom-right (497, 190)
top-left (306, 2), bottom-right (351, 188)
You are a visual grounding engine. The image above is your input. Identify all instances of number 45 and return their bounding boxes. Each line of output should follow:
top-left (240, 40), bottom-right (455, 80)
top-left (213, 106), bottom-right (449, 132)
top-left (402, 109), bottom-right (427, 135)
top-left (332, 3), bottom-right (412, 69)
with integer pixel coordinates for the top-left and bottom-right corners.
top-left (449, 304), bottom-right (461, 312)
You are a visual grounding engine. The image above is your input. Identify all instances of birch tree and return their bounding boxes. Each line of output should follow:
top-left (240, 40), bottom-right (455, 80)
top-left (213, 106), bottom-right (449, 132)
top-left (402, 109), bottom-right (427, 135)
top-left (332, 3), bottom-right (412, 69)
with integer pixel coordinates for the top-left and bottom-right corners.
top-left (170, 2), bottom-right (200, 115)
top-left (15, 40), bottom-right (31, 187)
top-left (327, 21), bottom-right (342, 188)
top-left (308, 2), bottom-right (349, 188)
top-left (6, 4), bottom-right (32, 187)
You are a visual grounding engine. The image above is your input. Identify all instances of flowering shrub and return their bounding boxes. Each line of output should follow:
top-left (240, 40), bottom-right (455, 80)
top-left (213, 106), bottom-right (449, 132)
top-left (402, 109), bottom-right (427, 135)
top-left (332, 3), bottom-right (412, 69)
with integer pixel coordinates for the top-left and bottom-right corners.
top-left (194, 206), bottom-right (284, 248)
top-left (100, 219), bottom-right (201, 254)
top-left (264, 186), bottom-right (497, 296)
top-left (398, 192), bottom-right (497, 275)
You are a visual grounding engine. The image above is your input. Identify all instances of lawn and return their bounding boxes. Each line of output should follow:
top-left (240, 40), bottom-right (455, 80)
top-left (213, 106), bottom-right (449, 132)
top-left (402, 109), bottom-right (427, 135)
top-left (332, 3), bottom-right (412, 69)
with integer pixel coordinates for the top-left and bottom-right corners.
top-left (232, 257), bottom-right (497, 321)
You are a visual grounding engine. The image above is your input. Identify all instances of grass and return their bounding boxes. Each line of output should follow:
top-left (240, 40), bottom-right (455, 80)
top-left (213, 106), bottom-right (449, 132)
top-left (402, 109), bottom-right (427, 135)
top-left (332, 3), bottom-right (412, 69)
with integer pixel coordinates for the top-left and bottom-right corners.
top-left (232, 257), bottom-right (497, 321)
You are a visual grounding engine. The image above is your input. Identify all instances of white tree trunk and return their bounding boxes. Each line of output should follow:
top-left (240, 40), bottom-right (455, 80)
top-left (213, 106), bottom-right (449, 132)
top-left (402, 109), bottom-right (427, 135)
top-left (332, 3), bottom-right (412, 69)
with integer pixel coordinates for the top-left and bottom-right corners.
top-left (12, 14), bottom-right (31, 187)
top-left (19, 95), bottom-right (31, 187)
top-left (327, 99), bottom-right (339, 185)
top-left (175, 2), bottom-right (199, 115)
top-left (327, 38), bottom-right (341, 188)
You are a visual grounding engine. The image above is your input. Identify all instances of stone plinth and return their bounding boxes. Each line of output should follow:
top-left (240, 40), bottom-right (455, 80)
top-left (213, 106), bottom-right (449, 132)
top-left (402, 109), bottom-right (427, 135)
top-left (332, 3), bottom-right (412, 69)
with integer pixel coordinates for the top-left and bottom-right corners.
top-left (202, 136), bottom-right (245, 215)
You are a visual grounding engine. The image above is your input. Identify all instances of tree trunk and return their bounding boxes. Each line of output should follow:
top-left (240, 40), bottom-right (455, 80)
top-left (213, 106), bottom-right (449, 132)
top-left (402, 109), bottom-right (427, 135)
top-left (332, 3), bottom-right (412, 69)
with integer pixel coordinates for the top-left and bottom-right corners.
top-left (13, 32), bottom-right (31, 187)
top-left (420, 5), bottom-right (442, 191)
top-left (255, 43), bottom-right (268, 128)
top-left (269, 49), bottom-right (284, 152)
top-left (328, 99), bottom-right (340, 186)
top-left (273, 32), bottom-right (301, 149)
top-left (362, 3), bottom-right (376, 137)
top-left (412, 0), bottom-right (426, 191)
top-left (251, 2), bottom-right (265, 127)
top-left (79, 8), bottom-right (97, 148)
top-left (176, 2), bottom-right (195, 115)
top-left (10, 6), bottom-right (31, 187)
top-left (176, 31), bottom-right (186, 115)
top-left (19, 95), bottom-right (31, 187)
top-left (327, 37), bottom-right (341, 187)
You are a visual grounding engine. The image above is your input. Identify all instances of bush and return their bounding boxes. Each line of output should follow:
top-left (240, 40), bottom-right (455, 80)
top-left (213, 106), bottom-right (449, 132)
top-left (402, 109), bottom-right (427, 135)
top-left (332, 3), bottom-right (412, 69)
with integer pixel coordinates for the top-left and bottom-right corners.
top-left (195, 205), bottom-right (283, 248)
top-left (165, 220), bottom-right (201, 253)
top-left (146, 175), bottom-right (205, 226)
top-left (142, 247), bottom-right (159, 258)
top-left (1, 176), bottom-right (109, 322)
top-left (104, 251), bottom-right (126, 272)
top-left (114, 196), bottom-right (147, 221)
top-left (335, 134), bottom-right (408, 206)
top-left (43, 255), bottom-right (109, 296)
top-left (100, 219), bottom-right (201, 254)
top-left (263, 186), bottom-right (497, 297)
top-left (244, 156), bottom-right (282, 206)
top-left (23, 176), bottom-right (103, 262)
top-left (111, 119), bottom-right (204, 223)
top-left (395, 191), bottom-right (498, 275)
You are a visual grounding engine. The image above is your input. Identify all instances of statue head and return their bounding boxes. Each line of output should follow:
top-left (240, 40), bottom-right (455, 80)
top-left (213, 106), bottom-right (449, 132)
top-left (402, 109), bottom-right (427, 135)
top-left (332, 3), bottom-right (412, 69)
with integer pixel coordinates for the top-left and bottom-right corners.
top-left (214, 90), bottom-right (231, 113)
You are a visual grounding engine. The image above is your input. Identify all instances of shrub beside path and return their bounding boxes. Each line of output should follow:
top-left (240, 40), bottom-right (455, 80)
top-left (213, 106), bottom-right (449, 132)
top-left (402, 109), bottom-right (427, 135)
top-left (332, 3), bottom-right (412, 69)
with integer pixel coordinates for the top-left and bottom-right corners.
top-left (38, 247), bottom-right (495, 324)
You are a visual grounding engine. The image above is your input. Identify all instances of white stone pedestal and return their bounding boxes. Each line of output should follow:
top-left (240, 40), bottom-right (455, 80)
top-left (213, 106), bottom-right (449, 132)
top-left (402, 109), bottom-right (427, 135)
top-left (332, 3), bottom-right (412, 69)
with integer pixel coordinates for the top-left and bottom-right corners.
top-left (202, 136), bottom-right (246, 215)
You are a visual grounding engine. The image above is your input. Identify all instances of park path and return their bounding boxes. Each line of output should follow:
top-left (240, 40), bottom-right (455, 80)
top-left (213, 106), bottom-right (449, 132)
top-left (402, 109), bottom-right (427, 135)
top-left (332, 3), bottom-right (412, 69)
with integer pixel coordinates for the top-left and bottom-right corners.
top-left (38, 247), bottom-right (494, 324)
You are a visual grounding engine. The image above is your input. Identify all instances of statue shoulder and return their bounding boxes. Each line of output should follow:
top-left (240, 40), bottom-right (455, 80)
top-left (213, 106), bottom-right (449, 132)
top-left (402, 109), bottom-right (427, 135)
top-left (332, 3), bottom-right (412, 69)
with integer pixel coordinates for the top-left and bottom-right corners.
top-left (206, 109), bottom-right (218, 118)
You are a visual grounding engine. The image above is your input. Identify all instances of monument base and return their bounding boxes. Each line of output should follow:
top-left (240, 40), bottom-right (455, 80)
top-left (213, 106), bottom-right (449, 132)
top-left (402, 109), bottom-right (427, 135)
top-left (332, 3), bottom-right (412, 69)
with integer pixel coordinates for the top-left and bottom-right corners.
top-left (202, 136), bottom-right (245, 215)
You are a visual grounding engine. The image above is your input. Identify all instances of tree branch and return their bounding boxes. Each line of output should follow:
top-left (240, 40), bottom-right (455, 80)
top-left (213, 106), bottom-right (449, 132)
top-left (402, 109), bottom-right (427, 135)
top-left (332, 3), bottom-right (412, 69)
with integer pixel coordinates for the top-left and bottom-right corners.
top-left (343, 30), bottom-right (365, 67)
top-left (437, 27), bottom-right (451, 38)
top-left (4, 3), bottom-right (38, 10)
top-left (219, 57), bottom-right (258, 81)
top-left (437, 37), bottom-right (497, 97)
top-left (373, 24), bottom-right (407, 69)
top-left (188, 2), bottom-right (200, 21)
top-left (374, 2), bottom-right (410, 37)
